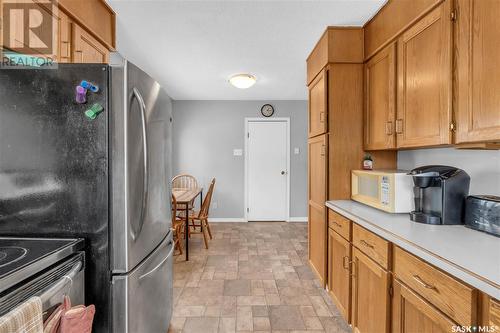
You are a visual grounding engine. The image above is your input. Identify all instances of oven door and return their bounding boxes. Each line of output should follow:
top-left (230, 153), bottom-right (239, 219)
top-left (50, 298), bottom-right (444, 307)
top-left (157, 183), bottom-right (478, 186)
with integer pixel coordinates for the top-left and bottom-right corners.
top-left (111, 232), bottom-right (173, 333)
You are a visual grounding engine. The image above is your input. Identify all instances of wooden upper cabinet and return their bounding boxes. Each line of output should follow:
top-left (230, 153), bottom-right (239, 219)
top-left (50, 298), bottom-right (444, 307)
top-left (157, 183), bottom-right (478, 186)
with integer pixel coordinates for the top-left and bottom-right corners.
top-left (351, 248), bottom-right (390, 333)
top-left (57, 11), bottom-right (72, 63)
top-left (58, 0), bottom-right (116, 49)
top-left (328, 228), bottom-right (351, 322)
top-left (364, 43), bottom-right (396, 150)
top-left (455, 0), bottom-right (500, 143)
top-left (306, 28), bottom-right (364, 84)
top-left (308, 70), bottom-right (328, 138)
top-left (73, 24), bottom-right (109, 64)
top-left (308, 134), bottom-right (328, 284)
top-left (396, 0), bottom-right (452, 148)
top-left (392, 280), bottom-right (457, 333)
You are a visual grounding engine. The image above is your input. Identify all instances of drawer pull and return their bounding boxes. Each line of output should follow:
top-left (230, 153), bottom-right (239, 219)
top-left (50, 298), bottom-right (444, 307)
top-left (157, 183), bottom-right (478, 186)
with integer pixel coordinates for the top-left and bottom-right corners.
top-left (360, 239), bottom-right (374, 249)
top-left (331, 221), bottom-right (342, 228)
top-left (412, 275), bottom-right (437, 291)
top-left (491, 302), bottom-right (500, 310)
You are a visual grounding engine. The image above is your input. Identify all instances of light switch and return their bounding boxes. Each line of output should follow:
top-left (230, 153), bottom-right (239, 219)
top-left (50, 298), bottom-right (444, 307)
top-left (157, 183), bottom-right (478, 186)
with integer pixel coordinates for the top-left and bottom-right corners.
top-left (233, 149), bottom-right (243, 156)
top-left (294, 147), bottom-right (300, 155)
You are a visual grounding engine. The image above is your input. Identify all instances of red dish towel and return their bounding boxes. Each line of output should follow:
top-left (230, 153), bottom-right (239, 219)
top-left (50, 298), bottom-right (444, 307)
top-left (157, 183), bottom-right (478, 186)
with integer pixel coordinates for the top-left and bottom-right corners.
top-left (43, 297), bottom-right (95, 333)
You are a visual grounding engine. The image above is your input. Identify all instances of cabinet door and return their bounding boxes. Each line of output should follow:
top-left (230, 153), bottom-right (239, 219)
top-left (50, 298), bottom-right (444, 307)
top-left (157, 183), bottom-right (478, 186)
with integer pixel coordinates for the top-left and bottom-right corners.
top-left (73, 24), bottom-right (109, 63)
top-left (308, 69), bottom-right (328, 138)
top-left (392, 280), bottom-right (457, 333)
top-left (328, 228), bottom-right (351, 322)
top-left (364, 43), bottom-right (396, 150)
top-left (396, 0), bottom-right (452, 148)
top-left (456, 0), bottom-right (500, 143)
top-left (308, 134), bottom-right (327, 284)
top-left (58, 11), bottom-right (72, 63)
top-left (351, 248), bottom-right (390, 333)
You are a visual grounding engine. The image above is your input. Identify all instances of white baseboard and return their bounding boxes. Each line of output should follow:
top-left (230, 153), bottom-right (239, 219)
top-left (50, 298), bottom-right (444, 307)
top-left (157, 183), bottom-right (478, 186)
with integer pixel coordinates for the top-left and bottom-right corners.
top-left (288, 217), bottom-right (308, 222)
top-left (208, 218), bottom-right (247, 223)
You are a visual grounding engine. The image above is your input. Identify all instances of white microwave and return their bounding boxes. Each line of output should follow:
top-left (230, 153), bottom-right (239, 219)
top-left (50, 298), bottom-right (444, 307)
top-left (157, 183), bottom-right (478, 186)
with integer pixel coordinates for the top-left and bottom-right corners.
top-left (351, 170), bottom-right (414, 213)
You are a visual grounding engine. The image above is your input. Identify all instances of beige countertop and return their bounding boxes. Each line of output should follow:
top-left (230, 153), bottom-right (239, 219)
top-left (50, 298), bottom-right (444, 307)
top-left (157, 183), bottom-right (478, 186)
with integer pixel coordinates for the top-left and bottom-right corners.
top-left (326, 200), bottom-right (500, 299)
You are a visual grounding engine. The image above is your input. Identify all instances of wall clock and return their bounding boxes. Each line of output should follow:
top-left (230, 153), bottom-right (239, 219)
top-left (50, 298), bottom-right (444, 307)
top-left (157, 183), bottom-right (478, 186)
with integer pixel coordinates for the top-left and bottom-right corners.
top-left (261, 104), bottom-right (274, 117)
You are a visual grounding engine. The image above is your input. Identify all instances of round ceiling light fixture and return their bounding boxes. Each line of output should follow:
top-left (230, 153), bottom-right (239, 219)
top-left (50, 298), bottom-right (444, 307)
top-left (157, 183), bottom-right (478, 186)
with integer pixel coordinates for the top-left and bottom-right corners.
top-left (228, 73), bottom-right (257, 89)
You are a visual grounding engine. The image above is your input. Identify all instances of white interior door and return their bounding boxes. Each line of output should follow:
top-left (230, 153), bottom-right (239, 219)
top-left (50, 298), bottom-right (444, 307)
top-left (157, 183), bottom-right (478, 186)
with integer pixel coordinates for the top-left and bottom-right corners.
top-left (247, 120), bottom-right (289, 221)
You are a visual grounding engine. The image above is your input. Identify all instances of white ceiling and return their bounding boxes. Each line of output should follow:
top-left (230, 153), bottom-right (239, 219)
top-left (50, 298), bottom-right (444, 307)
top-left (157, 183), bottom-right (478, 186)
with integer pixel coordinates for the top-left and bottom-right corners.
top-left (107, 0), bottom-right (386, 100)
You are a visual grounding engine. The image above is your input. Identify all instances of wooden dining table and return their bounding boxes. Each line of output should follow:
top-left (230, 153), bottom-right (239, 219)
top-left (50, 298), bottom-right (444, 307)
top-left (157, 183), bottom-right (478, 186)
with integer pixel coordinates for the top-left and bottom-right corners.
top-left (172, 187), bottom-right (203, 261)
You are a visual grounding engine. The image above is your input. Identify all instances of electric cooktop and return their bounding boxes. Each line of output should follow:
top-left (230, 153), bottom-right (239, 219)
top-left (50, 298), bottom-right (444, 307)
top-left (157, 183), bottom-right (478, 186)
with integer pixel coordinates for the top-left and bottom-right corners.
top-left (0, 238), bottom-right (84, 293)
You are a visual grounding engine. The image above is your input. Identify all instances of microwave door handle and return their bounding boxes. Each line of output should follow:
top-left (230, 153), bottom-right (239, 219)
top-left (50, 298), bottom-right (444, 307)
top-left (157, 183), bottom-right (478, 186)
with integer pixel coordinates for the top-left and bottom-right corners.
top-left (130, 88), bottom-right (149, 240)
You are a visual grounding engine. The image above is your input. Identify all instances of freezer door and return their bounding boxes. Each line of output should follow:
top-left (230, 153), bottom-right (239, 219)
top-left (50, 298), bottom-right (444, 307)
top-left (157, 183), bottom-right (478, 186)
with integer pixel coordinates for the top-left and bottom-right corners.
top-left (111, 60), bottom-right (171, 273)
top-left (112, 232), bottom-right (173, 333)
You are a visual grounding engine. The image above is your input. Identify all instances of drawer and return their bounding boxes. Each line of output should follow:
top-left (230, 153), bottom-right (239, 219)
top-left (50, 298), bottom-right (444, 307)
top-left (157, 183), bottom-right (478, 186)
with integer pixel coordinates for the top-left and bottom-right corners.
top-left (352, 224), bottom-right (390, 269)
top-left (328, 209), bottom-right (351, 241)
top-left (393, 246), bottom-right (477, 326)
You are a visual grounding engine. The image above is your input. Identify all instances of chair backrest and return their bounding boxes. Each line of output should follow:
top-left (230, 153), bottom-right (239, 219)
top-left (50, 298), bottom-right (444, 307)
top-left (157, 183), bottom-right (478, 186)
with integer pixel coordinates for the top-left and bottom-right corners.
top-left (172, 174), bottom-right (199, 189)
top-left (200, 178), bottom-right (216, 219)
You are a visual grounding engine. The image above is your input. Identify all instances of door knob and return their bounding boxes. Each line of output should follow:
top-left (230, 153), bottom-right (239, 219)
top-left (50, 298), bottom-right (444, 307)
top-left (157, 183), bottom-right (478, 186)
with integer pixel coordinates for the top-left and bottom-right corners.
top-left (281, 171), bottom-right (286, 175)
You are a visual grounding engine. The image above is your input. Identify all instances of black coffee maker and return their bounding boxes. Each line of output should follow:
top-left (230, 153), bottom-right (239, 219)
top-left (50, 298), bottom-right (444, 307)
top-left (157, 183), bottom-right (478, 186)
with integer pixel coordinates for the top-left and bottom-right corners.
top-left (408, 165), bottom-right (470, 225)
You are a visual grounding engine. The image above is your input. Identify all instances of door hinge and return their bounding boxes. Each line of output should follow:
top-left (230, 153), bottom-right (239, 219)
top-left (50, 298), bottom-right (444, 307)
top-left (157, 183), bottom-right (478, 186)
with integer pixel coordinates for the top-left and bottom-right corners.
top-left (247, 207), bottom-right (249, 213)
top-left (450, 9), bottom-right (457, 21)
top-left (389, 285), bottom-right (394, 297)
top-left (247, 132), bottom-right (249, 138)
top-left (450, 121), bottom-right (456, 132)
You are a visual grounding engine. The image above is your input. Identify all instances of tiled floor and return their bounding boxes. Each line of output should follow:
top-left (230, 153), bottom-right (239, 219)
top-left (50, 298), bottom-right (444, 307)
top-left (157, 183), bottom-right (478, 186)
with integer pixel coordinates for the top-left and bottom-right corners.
top-left (169, 222), bottom-right (351, 333)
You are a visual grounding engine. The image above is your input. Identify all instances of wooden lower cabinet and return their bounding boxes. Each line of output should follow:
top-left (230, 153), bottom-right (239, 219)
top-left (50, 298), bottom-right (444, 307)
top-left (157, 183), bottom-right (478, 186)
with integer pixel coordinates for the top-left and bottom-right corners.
top-left (392, 279), bottom-right (457, 333)
top-left (351, 247), bottom-right (390, 333)
top-left (308, 134), bottom-right (328, 284)
top-left (309, 204), bottom-right (326, 284)
top-left (328, 228), bottom-right (351, 321)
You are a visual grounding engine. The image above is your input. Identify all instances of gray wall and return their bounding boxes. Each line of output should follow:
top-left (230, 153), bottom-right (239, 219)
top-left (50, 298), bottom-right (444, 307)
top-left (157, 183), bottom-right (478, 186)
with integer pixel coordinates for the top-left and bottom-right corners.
top-left (172, 100), bottom-right (308, 219)
top-left (398, 148), bottom-right (500, 196)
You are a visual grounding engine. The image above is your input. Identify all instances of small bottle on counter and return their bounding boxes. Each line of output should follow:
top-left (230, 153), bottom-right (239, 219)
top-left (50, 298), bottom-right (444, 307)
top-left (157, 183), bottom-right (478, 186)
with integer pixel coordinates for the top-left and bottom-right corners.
top-left (363, 154), bottom-right (373, 170)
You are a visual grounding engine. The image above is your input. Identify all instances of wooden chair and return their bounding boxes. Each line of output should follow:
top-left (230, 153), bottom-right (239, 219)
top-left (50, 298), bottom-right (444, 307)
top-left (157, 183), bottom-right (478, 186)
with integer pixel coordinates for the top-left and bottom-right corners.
top-left (171, 194), bottom-right (184, 255)
top-left (171, 174), bottom-right (199, 212)
top-left (184, 178), bottom-right (215, 249)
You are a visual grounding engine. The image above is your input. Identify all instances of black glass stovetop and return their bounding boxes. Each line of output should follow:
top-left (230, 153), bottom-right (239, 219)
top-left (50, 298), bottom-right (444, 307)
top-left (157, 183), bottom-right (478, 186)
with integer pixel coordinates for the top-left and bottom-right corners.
top-left (0, 238), bottom-right (84, 289)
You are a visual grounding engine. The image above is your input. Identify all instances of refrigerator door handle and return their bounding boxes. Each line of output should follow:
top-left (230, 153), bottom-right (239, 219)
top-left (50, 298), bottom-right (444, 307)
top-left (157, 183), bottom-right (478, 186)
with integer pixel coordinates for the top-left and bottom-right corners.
top-left (130, 87), bottom-right (149, 240)
top-left (139, 240), bottom-right (174, 280)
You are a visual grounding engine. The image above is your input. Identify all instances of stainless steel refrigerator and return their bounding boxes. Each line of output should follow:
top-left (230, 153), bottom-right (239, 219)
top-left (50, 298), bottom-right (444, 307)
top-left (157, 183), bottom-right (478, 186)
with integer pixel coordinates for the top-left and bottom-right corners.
top-left (0, 57), bottom-right (173, 332)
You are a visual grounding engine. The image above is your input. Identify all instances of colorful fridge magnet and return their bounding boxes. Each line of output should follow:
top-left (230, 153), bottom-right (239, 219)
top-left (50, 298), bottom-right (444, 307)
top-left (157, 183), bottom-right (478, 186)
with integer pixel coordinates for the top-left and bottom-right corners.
top-left (85, 103), bottom-right (104, 120)
top-left (75, 85), bottom-right (87, 104)
top-left (80, 80), bottom-right (99, 93)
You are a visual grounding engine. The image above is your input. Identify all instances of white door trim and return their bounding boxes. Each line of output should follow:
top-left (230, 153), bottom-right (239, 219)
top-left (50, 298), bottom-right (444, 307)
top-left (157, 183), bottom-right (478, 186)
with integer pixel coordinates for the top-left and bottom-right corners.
top-left (244, 117), bottom-right (290, 222)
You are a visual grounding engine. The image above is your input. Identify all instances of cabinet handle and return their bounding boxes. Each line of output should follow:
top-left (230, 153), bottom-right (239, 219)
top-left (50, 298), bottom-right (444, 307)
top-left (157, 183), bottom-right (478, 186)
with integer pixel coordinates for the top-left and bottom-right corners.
top-left (360, 239), bottom-right (374, 249)
top-left (331, 221), bottom-right (342, 228)
top-left (350, 260), bottom-right (357, 277)
top-left (385, 121), bottom-right (393, 135)
top-left (395, 119), bottom-right (403, 134)
top-left (412, 275), bottom-right (437, 291)
top-left (491, 302), bottom-right (500, 310)
top-left (319, 112), bottom-right (325, 123)
top-left (320, 144), bottom-right (326, 156)
top-left (342, 256), bottom-right (353, 270)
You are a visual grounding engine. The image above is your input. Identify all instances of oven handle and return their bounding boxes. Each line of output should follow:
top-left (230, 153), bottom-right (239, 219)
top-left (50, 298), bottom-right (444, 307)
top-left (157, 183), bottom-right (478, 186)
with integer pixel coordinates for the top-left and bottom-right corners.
top-left (40, 261), bottom-right (83, 311)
